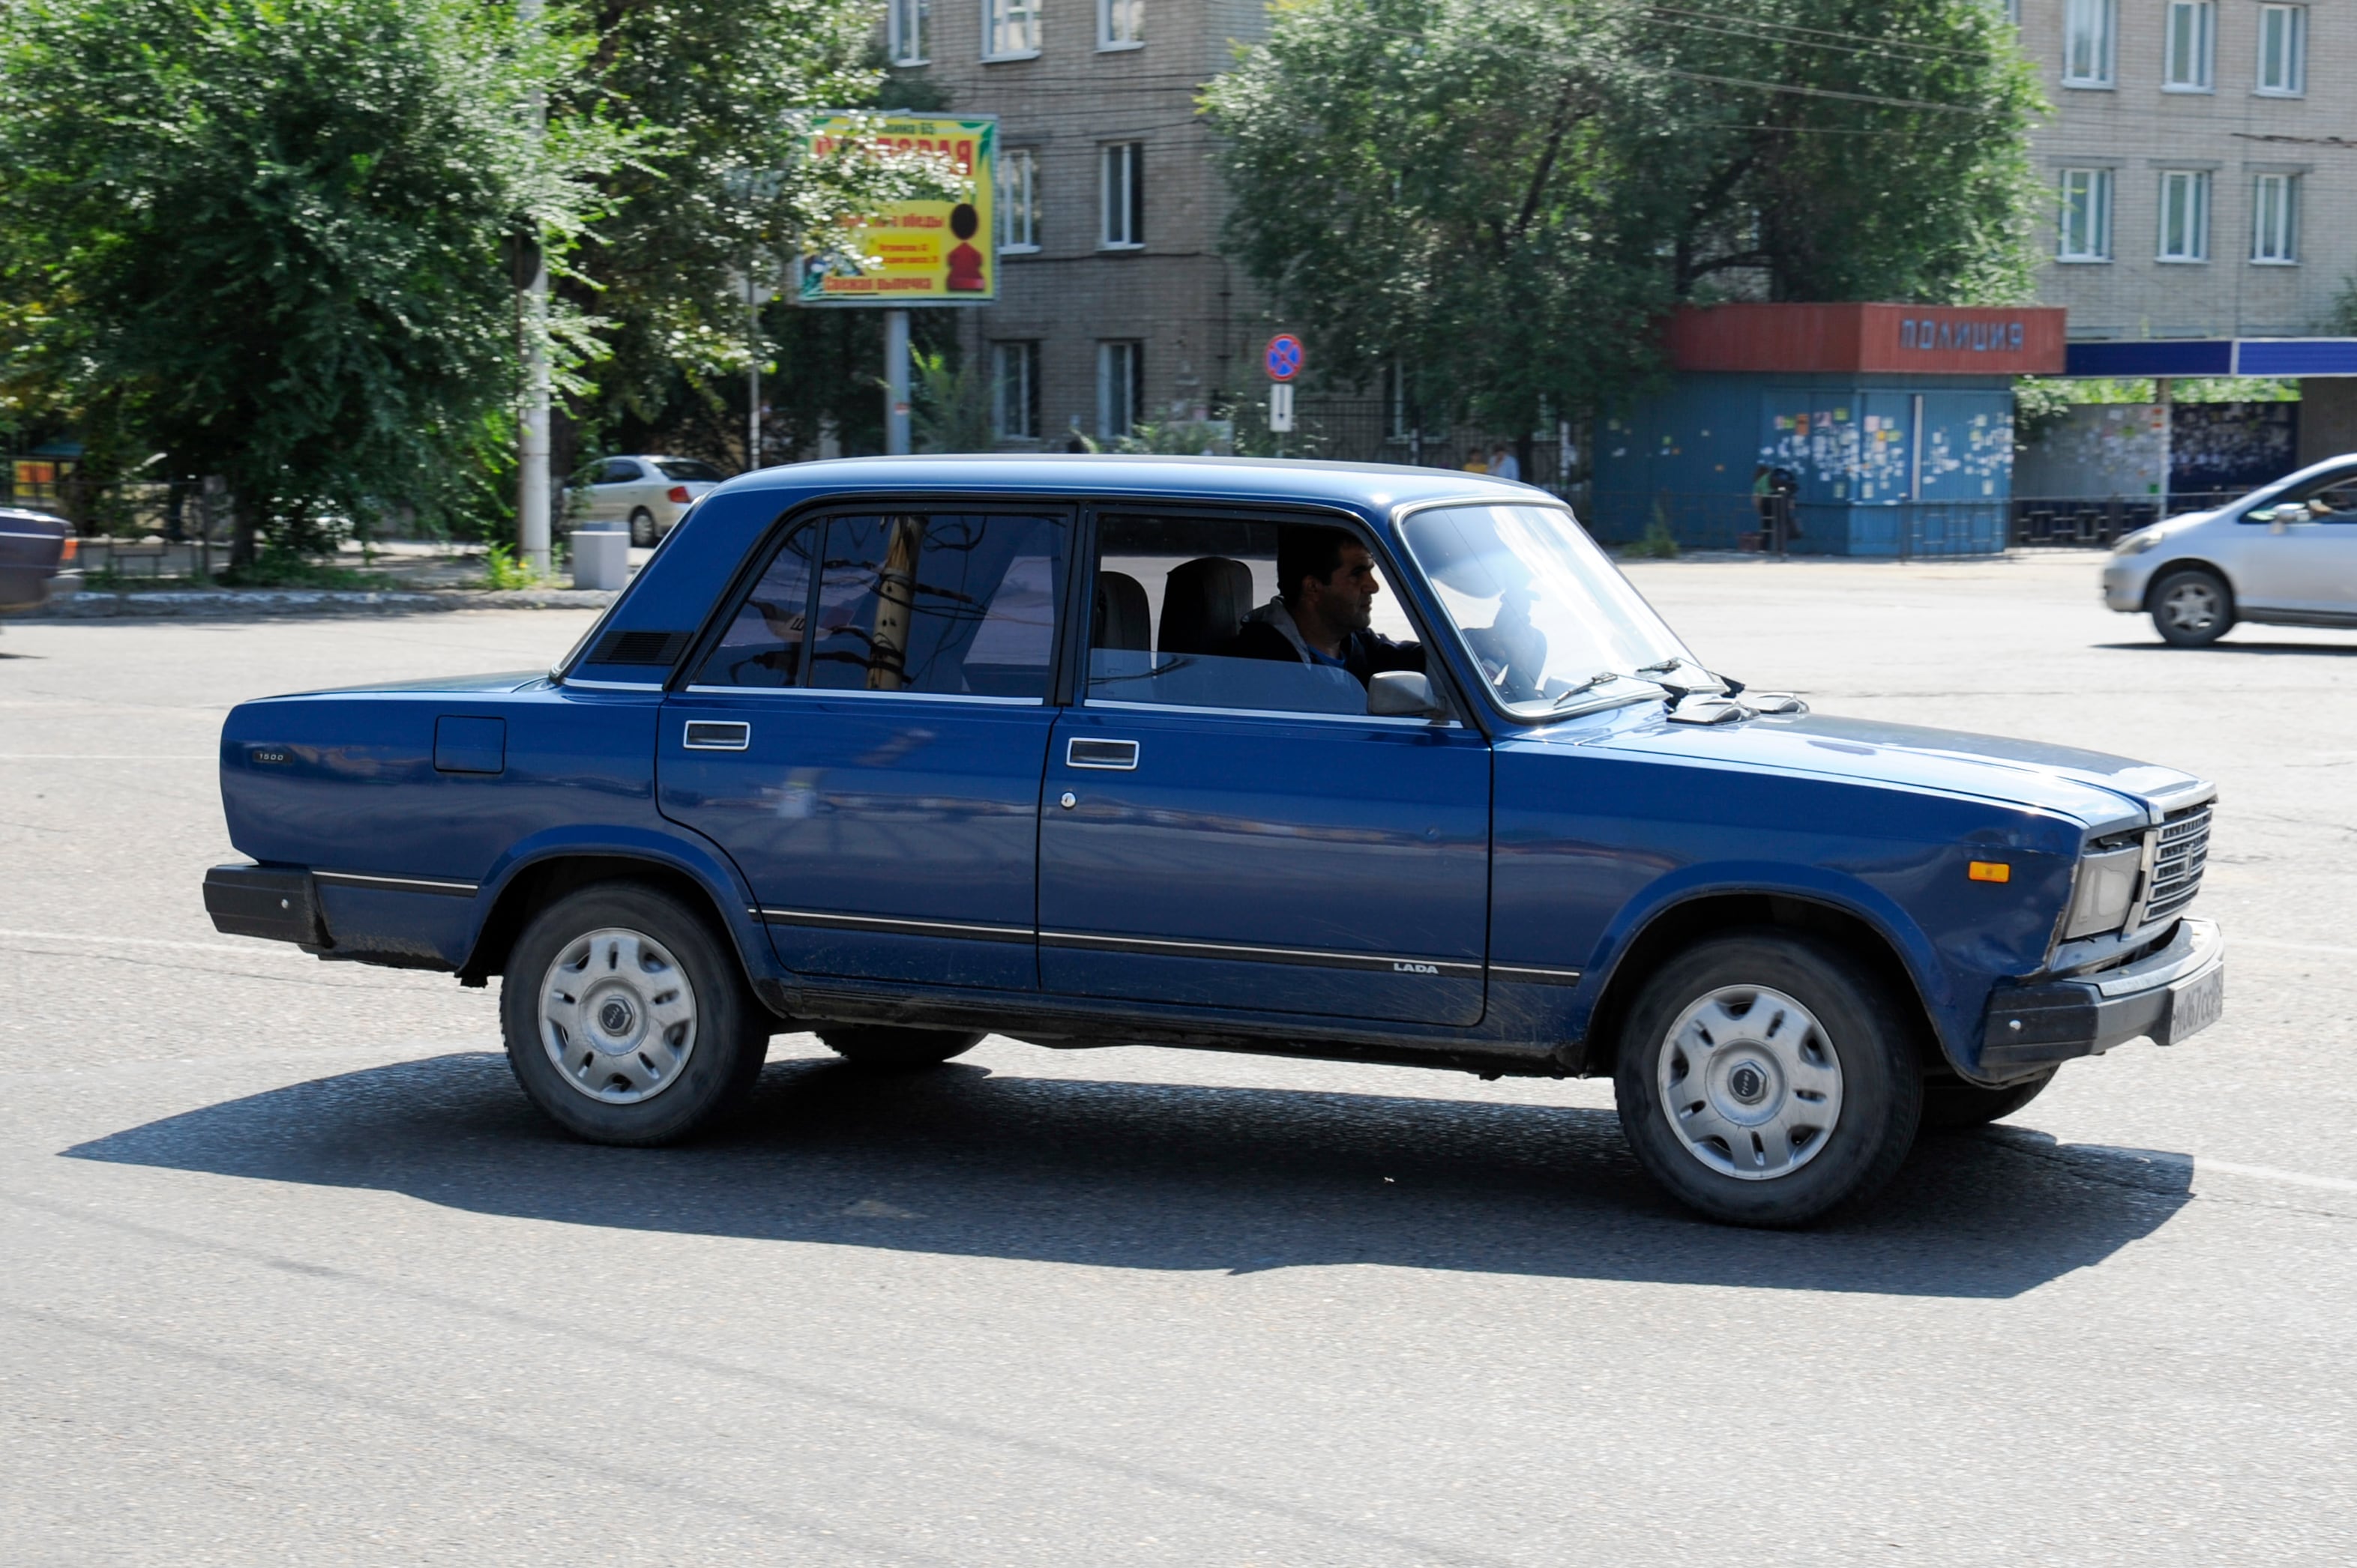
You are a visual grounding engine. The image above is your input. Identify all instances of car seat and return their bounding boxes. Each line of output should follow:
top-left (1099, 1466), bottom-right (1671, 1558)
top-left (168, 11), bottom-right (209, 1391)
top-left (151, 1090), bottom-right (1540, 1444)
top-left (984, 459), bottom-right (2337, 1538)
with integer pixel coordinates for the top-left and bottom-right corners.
top-left (1092, 570), bottom-right (1152, 652)
top-left (1158, 557), bottom-right (1254, 657)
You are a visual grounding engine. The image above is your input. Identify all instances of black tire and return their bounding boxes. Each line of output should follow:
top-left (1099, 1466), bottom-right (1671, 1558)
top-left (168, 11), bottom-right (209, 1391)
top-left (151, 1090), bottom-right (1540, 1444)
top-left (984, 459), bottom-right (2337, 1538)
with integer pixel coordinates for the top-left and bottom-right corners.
top-left (1613, 931), bottom-right (1923, 1228)
top-left (2149, 567), bottom-right (2233, 647)
top-left (817, 1025), bottom-right (985, 1070)
top-left (1922, 1067), bottom-right (2056, 1130)
top-left (628, 507), bottom-right (658, 548)
top-left (501, 881), bottom-right (768, 1145)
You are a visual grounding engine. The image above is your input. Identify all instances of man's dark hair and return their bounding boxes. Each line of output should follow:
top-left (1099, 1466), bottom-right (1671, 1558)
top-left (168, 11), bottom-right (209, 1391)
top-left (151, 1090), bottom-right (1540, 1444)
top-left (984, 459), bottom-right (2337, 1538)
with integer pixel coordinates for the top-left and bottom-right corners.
top-left (1277, 526), bottom-right (1358, 607)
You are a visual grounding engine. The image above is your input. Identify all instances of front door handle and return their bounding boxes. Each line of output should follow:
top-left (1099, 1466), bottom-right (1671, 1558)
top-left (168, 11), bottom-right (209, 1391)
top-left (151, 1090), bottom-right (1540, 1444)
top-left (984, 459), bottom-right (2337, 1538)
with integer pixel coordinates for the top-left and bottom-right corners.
top-left (1066, 737), bottom-right (1139, 771)
top-left (684, 720), bottom-right (750, 751)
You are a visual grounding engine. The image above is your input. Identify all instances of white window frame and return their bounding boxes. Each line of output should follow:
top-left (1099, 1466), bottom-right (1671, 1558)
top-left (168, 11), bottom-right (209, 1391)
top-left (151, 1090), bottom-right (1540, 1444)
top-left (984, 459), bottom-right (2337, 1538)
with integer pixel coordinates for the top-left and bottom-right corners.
top-left (993, 342), bottom-right (1041, 439)
top-left (2157, 169), bottom-right (2212, 262)
top-left (2063, 0), bottom-right (2116, 85)
top-left (887, 0), bottom-right (928, 64)
top-left (1097, 341), bottom-right (1143, 438)
top-left (2163, 0), bottom-right (2214, 89)
top-left (983, 0), bottom-right (1041, 60)
top-left (2257, 4), bottom-right (2306, 94)
top-left (1100, 142), bottom-right (1143, 250)
top-left (2252, 172), bottom-right (2300, 263)
top-left (1098, 0), bottom-right (1143, 49)
top-left (996, 148), bottom-right (1039, 253)
top-left (2056, 167), bottom-right (2114, 261)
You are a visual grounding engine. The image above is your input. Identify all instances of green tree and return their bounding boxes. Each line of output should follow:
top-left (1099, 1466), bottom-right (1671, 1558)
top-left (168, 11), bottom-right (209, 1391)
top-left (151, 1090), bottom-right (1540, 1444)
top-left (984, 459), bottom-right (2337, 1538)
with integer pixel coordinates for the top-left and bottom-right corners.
top-left (1203, 0), bottom-right (2045, 441)
top-left (0, 0), bottom-right (624, 561)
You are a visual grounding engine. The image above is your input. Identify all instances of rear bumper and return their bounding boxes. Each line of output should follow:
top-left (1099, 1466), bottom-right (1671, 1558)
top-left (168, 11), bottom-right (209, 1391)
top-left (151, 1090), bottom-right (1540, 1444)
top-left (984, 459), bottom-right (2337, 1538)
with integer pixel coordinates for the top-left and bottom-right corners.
top-left (1978, 918), bottom-right (2222, 1078)
top-left (203, 863), bottom-right (329, 948)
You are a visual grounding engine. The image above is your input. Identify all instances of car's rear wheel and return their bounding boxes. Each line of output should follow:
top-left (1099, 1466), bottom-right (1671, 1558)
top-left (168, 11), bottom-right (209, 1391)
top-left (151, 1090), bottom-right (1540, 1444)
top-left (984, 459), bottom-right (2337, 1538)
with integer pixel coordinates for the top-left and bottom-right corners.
top-left (2150, 567), bottom-right (2233, 647)
top-left (1613, 932), bottom-right (1922, 1227)
top-left (502, 882), bottom-right (766, 1144)
top-left (817, 1025), bottom-right (986, 1070)
top-left (629, 506), bottom-right (658, 548)
top-left (1921, 1067), bottom-right (2056, 1129)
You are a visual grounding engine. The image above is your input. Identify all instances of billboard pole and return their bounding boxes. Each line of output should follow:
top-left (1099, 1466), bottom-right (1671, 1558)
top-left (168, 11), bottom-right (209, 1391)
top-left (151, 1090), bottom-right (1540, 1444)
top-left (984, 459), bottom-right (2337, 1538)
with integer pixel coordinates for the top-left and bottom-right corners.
top-left (885, 308), bottom-right (912, 456)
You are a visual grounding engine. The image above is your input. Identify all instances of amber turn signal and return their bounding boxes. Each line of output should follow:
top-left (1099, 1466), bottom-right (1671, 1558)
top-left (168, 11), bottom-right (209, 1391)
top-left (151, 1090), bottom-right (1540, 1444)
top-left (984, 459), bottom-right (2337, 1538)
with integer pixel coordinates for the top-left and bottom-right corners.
top-left (59, 536), bottom-right (78, 562)
top-left (1967, 860), bottom-right (2011, 884)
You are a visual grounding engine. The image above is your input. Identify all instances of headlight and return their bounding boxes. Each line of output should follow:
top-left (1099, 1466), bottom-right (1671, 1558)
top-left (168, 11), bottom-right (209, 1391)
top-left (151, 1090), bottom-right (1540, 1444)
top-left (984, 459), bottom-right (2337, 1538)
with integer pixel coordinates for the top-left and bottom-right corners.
top-left (2063, 845), bottom-right (2142, 938)
top-left (2112, 529), bottom-right (2162, 557)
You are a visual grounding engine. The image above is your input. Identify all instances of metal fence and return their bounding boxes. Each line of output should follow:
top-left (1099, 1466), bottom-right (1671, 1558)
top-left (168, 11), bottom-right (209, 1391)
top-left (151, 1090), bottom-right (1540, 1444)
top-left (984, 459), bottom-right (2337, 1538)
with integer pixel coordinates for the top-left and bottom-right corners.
top-left (1264, 399), bottom-right (1576, 490)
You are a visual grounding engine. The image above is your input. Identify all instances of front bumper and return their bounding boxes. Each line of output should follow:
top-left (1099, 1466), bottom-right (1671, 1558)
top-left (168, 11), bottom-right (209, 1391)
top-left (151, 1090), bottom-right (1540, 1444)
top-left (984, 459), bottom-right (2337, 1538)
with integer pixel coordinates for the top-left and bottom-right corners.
top-left (1979, 918), bottom-right (2223, 1079)
top-left (2101, 558), bottom-right (2150, 612)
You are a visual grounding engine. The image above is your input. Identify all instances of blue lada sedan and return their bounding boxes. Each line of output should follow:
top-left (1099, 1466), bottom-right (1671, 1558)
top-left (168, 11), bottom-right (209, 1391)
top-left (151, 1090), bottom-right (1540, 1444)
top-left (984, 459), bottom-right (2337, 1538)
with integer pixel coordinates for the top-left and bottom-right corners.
top-left (203, 458), bottom-right (2223, 1225)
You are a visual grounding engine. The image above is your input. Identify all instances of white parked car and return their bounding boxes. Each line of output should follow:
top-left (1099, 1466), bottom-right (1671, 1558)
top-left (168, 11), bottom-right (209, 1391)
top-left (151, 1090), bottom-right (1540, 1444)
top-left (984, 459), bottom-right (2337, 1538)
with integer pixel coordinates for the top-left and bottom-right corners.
top-left (2104, 454), bottom-right (2357, 645)
top-left (568, 455), bottom-right (730, 546)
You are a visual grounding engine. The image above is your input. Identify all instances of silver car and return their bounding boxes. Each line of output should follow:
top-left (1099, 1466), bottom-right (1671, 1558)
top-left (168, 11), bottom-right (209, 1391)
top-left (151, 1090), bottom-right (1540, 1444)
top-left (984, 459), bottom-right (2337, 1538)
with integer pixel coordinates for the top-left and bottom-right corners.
top-left (2103, 453), bottom-right (2357, 645)
top-left (568, 455), bottom-right (729, 546)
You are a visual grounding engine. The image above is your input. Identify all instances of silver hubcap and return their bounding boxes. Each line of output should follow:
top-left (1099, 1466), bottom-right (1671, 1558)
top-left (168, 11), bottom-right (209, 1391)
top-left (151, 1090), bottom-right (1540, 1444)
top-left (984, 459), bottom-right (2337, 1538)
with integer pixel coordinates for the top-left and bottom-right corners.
top-left (1657, 985), bottom-right (1843, 1180)
top-left (538, 927), bottom-right (698, 1104)
top-left (2162, 580), bottom-right (2221, 632)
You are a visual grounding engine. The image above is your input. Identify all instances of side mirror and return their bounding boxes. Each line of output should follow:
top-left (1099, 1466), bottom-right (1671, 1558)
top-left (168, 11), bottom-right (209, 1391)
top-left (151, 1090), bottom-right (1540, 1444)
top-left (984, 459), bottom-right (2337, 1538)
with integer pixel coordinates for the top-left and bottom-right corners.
top-left (1367, 669), bottom-right (1445, 719)
top-left (2268, 502), bottom-right (2307, 532)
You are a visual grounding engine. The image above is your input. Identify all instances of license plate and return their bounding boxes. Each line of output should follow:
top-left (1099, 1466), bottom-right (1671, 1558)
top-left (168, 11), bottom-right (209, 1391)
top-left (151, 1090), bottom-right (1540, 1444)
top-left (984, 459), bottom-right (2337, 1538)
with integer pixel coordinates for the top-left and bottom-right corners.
top-left (2161, 965), bottom-right (2224, 1045)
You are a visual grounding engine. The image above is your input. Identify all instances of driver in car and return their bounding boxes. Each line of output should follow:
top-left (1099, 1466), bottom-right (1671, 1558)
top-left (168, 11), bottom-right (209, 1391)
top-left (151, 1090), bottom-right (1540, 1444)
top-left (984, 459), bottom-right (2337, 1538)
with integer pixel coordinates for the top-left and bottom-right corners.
top-left (1233, 528), bottom-right (1424, 687)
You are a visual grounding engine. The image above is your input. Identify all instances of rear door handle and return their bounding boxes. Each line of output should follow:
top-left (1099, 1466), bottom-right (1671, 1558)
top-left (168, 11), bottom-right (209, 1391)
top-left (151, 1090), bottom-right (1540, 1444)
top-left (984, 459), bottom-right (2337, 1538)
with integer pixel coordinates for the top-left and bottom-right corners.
top-left (684, 720), bottom-right (750, 751)
top-left (1066, 737), bottom-right (1139, 771)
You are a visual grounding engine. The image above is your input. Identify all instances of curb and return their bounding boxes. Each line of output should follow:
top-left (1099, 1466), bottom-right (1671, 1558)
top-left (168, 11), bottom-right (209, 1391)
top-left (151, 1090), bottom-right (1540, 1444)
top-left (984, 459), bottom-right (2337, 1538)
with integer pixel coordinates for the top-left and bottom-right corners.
top-left (25, 587), bottom-right (618, 619)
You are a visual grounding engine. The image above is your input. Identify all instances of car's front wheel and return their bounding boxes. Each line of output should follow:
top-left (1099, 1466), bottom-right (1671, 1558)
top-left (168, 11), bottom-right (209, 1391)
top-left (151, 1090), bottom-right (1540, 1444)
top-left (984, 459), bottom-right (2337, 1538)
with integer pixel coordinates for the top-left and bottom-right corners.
top-left (2149, 567), bottom-right (2233, 647)
top-left (502, 882), bottom-right (768, 1145)
top-left (1613, 932), bottom-right (1922, 1227)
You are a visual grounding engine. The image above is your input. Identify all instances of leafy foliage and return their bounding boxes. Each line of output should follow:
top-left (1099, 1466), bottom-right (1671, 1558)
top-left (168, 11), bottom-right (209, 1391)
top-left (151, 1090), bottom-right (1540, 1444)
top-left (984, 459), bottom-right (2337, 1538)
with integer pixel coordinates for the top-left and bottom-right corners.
top-left (1204, 0), bottom-right (2046, 433)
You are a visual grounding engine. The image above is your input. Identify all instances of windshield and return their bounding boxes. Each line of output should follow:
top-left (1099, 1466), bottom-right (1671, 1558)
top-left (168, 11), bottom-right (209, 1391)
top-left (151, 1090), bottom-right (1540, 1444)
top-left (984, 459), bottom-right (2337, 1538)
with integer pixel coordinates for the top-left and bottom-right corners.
top-left (657, 458), bottom-right (729, 483)
top-left (1400, 503), bottom-right (1697, 717)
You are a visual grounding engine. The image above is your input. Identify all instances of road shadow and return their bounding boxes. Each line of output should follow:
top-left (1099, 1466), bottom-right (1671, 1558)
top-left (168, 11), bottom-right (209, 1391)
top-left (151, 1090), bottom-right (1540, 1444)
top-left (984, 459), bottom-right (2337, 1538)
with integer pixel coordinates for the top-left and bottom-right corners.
top-left (64, 1051), bottom-right (2192, 1299)
top-left (2093, 639), bottom-right (2357, 657)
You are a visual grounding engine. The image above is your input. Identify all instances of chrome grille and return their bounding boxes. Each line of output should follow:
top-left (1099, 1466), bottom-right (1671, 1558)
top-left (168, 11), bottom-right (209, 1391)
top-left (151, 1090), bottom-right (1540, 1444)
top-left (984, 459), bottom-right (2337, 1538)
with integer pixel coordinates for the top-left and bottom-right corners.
top-left (2142, 803), bottom-right (2212, 925)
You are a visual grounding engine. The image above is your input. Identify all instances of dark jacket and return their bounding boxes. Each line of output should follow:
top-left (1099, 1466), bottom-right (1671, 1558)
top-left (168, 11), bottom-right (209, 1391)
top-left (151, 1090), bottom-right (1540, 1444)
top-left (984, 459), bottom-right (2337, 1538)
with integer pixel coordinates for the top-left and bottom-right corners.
top-left (1232, 611), bottom-right (1423, 687)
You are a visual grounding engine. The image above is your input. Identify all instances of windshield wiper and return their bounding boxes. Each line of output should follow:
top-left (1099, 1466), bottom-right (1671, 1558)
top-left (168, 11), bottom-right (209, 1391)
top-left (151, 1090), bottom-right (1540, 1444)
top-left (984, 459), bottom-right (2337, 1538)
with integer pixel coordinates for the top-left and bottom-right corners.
top-left (1550, 669), bottom-right (1661, 708)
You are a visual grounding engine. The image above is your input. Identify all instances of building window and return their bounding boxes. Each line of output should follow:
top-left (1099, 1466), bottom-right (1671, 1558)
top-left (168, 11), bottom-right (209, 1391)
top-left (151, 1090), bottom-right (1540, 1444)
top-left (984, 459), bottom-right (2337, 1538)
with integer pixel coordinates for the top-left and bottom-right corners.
top-left (2056, 167), bottom-right (2113, 260)
top-left (1100, 142), bottom-right (1143, 249)
top-left (1099, 0), bottom-right (1143, 47)
top-left (887, 0), bottom-right (928, 64)
top-left (2158, 169), bottom-right (2211, 261)
top-left (996, 149), bottom-right (1039, 253)
top-left (1098, 341), bottom-right (1143, 438)
top-left (2063, 0), bottom-right (2116, 85)
top-left (993, 342), bottom-right (1041, 438)
top-left (2252, 172), bottom-right (2300, 262)
top-left (2163, 1), bottom-right (2214, 88)
top-left (2257, 4), bottom-right (2305, 94)
top-left (984, 0), bottom-right (1040, 58)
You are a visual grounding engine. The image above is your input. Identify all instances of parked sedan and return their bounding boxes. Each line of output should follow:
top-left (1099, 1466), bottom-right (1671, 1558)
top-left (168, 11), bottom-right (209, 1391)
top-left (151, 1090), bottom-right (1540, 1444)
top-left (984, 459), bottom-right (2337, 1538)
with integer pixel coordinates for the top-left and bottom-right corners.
top-left (0, 507), bottom-right (78, 613)
top-left (568, 456), bottom-right (729, 546)
top-left (2104, 453), bottom-right (2357, 645)
top-left (202, 457), bottom-right (2224, 1228)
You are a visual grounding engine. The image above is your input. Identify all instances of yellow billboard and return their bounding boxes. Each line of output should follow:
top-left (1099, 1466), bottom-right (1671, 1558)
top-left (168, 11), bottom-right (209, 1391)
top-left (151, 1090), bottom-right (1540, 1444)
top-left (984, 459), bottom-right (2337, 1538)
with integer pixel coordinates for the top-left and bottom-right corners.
top-left (799, 115), bottom-right (996, 306)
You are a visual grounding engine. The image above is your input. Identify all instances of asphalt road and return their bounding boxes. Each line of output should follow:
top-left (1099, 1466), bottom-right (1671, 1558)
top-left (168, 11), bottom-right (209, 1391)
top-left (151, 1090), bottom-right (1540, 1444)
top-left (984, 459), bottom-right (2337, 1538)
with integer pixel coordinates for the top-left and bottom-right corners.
top-left (3, 551), bottom-right (2353, 1566)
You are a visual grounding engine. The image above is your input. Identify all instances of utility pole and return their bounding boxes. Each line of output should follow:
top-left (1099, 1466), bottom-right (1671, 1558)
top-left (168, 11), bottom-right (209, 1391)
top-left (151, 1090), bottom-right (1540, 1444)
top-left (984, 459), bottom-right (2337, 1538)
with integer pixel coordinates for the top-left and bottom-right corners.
top-left (885, 307), bottom-right (912, 456)
top-left (515, 0), bottom-right (552, 576)
top-left (747, 268), bottom-right (762, 471)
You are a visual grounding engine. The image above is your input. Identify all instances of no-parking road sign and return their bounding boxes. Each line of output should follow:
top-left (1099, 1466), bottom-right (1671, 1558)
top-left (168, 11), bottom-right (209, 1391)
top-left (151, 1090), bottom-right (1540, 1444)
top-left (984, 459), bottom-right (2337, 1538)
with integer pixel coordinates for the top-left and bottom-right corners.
top-left (1264, 334), bottom-right (1304, 382)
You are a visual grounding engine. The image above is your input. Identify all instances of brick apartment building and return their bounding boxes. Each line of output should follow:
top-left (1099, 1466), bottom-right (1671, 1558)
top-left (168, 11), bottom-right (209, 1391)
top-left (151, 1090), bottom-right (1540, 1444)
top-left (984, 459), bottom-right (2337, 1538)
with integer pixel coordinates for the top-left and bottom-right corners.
top-left (885, 0), bottom-right (1277, 447)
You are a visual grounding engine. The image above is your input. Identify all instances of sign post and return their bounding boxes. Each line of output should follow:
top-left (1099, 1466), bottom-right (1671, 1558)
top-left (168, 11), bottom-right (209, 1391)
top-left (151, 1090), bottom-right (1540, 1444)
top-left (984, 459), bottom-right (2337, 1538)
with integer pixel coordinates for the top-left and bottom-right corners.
top-left (800, 115), bottom-right (999, 457)
top-left (1264, 334), bottom-right (1302, 448)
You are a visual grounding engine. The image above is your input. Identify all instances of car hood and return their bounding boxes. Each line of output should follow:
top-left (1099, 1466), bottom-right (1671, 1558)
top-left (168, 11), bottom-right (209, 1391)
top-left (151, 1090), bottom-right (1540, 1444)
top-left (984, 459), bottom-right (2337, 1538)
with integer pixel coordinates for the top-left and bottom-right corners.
top-left (1582, 710), bottom-right (2205, 827)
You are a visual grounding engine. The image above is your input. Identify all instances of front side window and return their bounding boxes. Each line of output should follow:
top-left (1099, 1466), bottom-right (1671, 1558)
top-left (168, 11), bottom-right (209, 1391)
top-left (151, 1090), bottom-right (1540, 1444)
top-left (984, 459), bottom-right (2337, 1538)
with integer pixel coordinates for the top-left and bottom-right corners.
top-left (698, 513), bottom-right (1066, 697)
top-left (2163, 0), bottom-right (2214, 87)
top-left (599, 458), bottom-right (643, 484)
top-left (1099, 0), bottom-right (1142, 46)
top-left (1084, 515), bottom-right (1425, 717)
top-left (996, 148), bottom-right (1039, 252)
top-left (984, 0), bottom-right (1040, 58)
top-left (888, 0), bottom-right (928, 63)
top-left (1100, 142), bottom-right (1143, 248)
top-left (1401, 504), bottom-right (1696, 718)
top-left (2058, 167), bottom-right (2114, 260)
top-left (2158, 169), bottom-right (2211, 261)
top-left (2257, 4), bottom-right (2306, 92)
top-left (993, 341), bottom-right (1041, 439)
top-left (2252, 172), bottom-right (2300, 262)
top-left (2063, 0), bottom-right (2116, 84)
top-left (1097, 341), bottom-right (1143, 438)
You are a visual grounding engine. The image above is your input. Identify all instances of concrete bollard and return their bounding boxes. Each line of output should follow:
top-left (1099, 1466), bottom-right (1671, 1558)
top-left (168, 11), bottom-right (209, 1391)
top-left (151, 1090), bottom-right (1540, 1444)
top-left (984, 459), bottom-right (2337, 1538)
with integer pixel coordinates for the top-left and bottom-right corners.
top-left (571, 527), bottom-right (629, 591)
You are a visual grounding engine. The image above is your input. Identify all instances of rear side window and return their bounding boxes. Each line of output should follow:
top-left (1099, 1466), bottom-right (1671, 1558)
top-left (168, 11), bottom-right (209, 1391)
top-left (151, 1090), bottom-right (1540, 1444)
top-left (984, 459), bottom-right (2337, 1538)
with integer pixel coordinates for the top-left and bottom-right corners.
top-left (696, 512), bottom-right (1067, 698)
top-left (656, 459), bottom-right (728, 483)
